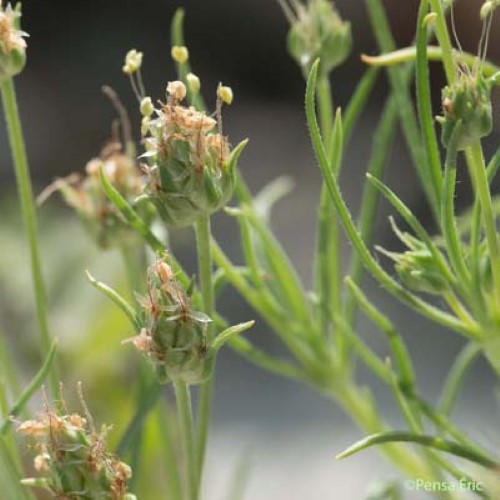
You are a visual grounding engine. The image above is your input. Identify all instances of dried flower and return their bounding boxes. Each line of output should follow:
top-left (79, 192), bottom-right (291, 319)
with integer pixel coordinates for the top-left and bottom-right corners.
top-left (17, 386), bottom-right (136, 500)
top-left (0, 2), bottom-right (27, 81)
top-left (126, 258), bottom-right (213, 384)
top-left (139, 79), bottom-right (247, 227)
top-left (39, 138), bottom-right (145, 249)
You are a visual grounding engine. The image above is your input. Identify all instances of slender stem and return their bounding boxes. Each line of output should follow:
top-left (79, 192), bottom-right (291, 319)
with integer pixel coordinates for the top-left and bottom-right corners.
top-left (467, 144), bottom-right (500, 308)
top-left (194, 214), bottom-right (215, 497)
top-left (156, 398), bottom-right (183, 500)
top-left (428, 0), bottom-right (500, 308)
top-left (315, 74), bottom-right (344, 366)
top-left (174, 382), bottom-right (197, 500)
top-left (438, 343), bottom-right (481, 417)
top-left (0, 78), bottom-right (58, 398)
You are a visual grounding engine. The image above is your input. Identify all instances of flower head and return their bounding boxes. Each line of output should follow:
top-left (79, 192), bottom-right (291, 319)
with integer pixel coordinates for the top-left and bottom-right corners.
top-left (17, 386), bottom-right (136, 500)
top-left (0, 2), bottom-right (27, 81)
top-left (140, 79), bottom-right (246, 227)
top-left (40, 137), bottom-right (145, 249)
top-left (438, 72), bottom-right (494, 151)
top-left (282, 0), bottom-right (352, 77)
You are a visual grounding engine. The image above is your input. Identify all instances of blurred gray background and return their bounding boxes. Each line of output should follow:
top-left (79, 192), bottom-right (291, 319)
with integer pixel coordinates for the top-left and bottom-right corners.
top-left (1, 0), bottom-right (500, 498)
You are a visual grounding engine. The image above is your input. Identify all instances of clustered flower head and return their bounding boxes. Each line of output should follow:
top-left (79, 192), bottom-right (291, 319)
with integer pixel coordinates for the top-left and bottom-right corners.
top-left (139, 79), bottom-right (246, 227)
top-left (437, 71), bottom-right (494, 151)
top-left (282, 0), bottom-right (352, 77)
top-left (0, 1), bottom-right (27, 81)
top-left (126, 258), bottom-right (212, 384)
top-left (16, 387), bottom-right (136, 500)
top-left (40, 139), bottom-right (144, 249)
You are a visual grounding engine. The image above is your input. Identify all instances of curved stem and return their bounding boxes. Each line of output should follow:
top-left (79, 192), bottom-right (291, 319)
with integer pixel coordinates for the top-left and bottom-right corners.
top-left (0, 78), bottom-right (58, 398)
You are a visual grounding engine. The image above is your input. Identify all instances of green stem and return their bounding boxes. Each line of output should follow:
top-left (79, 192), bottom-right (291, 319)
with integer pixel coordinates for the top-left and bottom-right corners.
top-left (194, 214), bottom-right (215, 497)
top-left (438, 343), bottom-right (481, 417)
top-left (467, 144), bottom-right (500, 308)
top-left (0, 78), bottom-right (58, 398)
top-left (315, 74), bottom-right (342, 351)
top-left (428, 0), bottom-right (500, 309)
top-left (156, 399), bottom-right (183, 500)
top-left (174, 382), bottom-right (197, 500)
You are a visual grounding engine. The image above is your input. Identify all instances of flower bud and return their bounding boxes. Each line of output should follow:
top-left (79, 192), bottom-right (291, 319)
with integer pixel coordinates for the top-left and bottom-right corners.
top-left (171, 45), bottom-right (189, 64)
top-left (378, 219), bottom-right (448, 295)
top-left (481, 0), bottom-right (500, 19)
top-left (285, 0), bottom-right (352, 77)
top-left (0, 3), bottom-right (27, 81)
top-left (218, 84), bottom-right (234, 105)
top-left (140, 81), bottom-right (247, 227)
top-left (122, 49), bottom-right (143, 74)
top-left (438, 72), bottom-right (493, 151)
top-left (17, 389), bottom-right (135, 499)
top-left (187, 72), bottom-right (201, 93)
top-left (140, 96), bottom-right (154, 117)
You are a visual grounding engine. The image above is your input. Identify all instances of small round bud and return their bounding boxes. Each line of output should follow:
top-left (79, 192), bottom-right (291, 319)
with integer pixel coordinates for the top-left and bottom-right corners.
top-left (166, 80), bottom-right (187, 101)
top-left (171, 45), bottom-right (189, 64)
top-left (122, 49), bottom-right (143, 74)
top-left (218, 85), bottom-right (234, 105)
top-left (186, 72), bottom-right (201, 93)
top-left (439, 73), bottom-right (493, 151)
top-left (480, 1), bottom-right (499, 19)
top-left (286, 0), bottom-right (352, 77)
top-left (140, 96), bottom-right (154, 117)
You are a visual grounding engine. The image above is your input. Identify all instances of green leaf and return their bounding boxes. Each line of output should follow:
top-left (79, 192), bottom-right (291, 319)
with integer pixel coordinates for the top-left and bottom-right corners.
top-left (305, 59), bottom-right (471, 337)
top-left (85, 270), bottom-right (138, 329)
top-left (416, 0), bottom-right (442, 210)
top-left (209, 321), bottom-right (255, 356)
top-left (0, 340), bottom-right (57, 435)
top-left (336, 431), bottom-right (499, 469)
